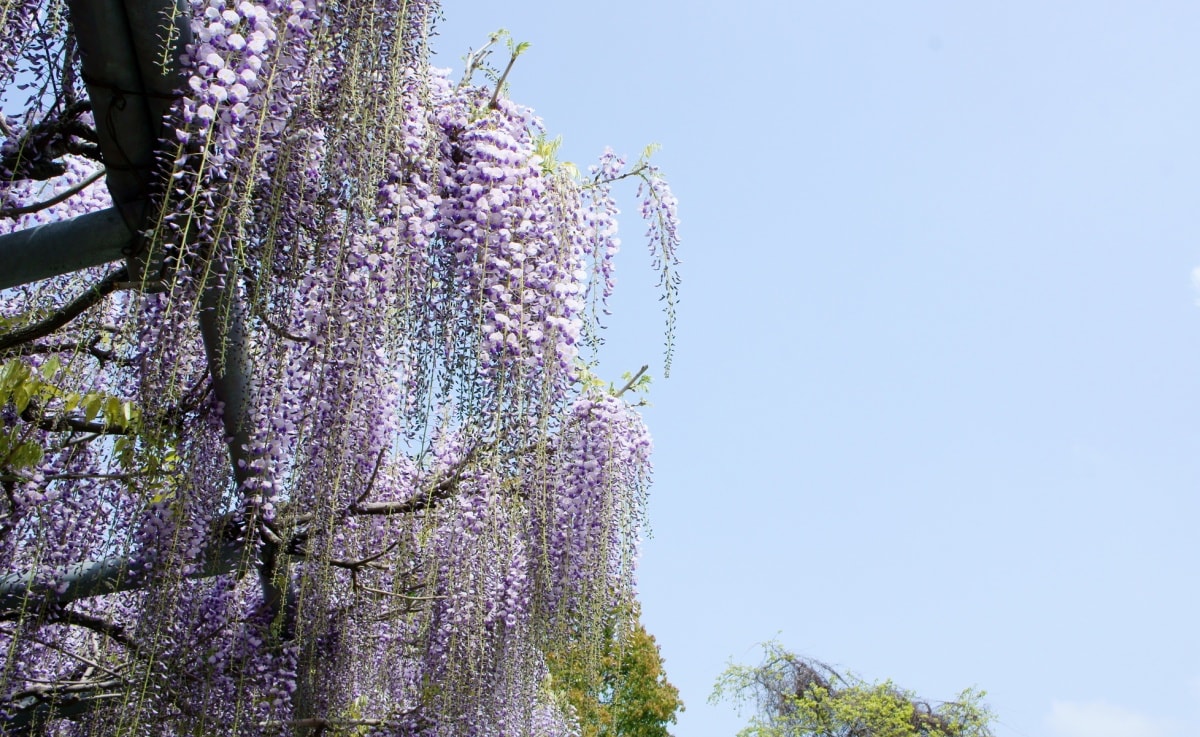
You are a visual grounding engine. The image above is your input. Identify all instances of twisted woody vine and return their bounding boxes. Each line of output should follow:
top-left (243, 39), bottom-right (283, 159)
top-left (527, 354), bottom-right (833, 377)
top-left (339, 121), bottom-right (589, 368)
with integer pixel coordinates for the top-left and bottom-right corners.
top-left (0, 1), bottom-right (680, 734)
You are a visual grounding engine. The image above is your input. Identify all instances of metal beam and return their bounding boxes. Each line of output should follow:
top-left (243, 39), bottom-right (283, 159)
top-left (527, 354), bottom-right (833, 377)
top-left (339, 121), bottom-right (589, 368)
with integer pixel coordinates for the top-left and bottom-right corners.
top-left (0, 1), bottom-right (257, 616)
top-left (0, 7), bottom-right (273, 730)
top-left (0, 207), bottom-right (130, 289)
top-left (64, 0), bottom-right (191, 282)
top-left (199, 268), bottom-right (257, 491)
top-left (66, 0), bottom-right (157, 233)
top-left (122, 0), bottom-right (191, 125)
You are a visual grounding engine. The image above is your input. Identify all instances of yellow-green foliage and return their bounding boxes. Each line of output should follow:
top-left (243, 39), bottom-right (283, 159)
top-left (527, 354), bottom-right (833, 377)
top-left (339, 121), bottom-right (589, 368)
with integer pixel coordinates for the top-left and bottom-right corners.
top-left (0, 357), bottom-right (137, 469)
top-left (0, 357), bottom-right (160, 488)
top-left (547, 605), bottom-right (683, 737)
top-left (711, 642), bottom-right (993, 737)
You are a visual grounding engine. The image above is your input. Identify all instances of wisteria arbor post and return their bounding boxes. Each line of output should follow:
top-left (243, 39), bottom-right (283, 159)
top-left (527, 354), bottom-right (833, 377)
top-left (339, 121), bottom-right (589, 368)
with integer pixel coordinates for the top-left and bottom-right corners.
top-left (0, 1), bottom-right (679, 734)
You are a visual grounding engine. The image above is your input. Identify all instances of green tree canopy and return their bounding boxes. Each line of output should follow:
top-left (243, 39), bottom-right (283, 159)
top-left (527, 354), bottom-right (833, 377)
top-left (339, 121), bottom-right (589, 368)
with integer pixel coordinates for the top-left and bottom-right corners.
top-left (548, 604), bottom-right (684, 737)
top-left (711, 642), bottom-right (993, 737)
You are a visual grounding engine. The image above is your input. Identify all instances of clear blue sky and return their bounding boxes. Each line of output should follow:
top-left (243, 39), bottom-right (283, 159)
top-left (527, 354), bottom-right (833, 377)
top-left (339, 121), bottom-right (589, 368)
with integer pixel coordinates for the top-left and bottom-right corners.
top-left (434, 4), bottom-right (1200, 737)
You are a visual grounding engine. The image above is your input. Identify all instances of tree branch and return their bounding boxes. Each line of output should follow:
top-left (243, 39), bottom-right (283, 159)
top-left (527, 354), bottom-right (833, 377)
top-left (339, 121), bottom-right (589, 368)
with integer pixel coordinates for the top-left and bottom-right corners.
top-left (0, 100), bottom-right (94, 182)
top-left (347, 471), bottom-right (462, 517)
top-left (285, 445), bottom-right (477, 529)
top-left (0, 471), bottom-right (144, 484)
top-left (0, 168), bottom-right (105, 218)
top-left (47, 607), bottom-right (140, 651)
top-left (2, 629), bottom-right (128, 679)
top-left (0, 267), bottom-right (129, 351)
top-left (20, 405), bottom-right (135, 436)
top-left (259, 705), bottom-right (421, 735)
top-left (2, 682), bottom-right (125, 734)
top-left (0, 521), bottom-right (246, 615)
top-left (0, 335), bottom-right (127, 365)
top-left (614, 364), bottom-right (649, 398)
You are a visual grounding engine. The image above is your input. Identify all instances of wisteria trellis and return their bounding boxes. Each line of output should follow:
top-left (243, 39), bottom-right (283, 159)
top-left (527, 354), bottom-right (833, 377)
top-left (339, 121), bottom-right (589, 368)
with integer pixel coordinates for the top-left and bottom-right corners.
top-left (0, 0), bottom-right (679, 734)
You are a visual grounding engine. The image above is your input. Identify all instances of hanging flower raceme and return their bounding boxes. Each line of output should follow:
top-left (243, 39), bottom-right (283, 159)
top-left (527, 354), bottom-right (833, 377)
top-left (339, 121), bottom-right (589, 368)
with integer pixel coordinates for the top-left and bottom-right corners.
top-left (527, 392), bottom-right (652, 630)
top-left (0, 0), bottom-right (44, 92)
top-left (179, 0), bottom-right (318, 163)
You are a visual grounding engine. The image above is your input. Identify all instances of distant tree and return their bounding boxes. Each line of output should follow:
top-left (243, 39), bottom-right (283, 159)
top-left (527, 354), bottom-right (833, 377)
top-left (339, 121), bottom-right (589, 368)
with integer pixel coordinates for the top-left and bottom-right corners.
top-left (547, 603), bottom-right (683, 737)
top-left (711, 642), bottom-right (993, 737)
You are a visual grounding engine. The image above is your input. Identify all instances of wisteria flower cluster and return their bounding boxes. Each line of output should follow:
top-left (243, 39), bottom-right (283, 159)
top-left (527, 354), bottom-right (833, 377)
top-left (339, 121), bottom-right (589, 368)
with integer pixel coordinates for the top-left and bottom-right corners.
top-left (529, 392), bottom-right (653, 627)
top-left (179, 0), bottom-right (318, 162)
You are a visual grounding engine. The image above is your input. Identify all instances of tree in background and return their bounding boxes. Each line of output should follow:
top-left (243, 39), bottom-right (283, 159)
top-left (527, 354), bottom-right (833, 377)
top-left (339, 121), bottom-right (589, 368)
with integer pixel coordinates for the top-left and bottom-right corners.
top-left (0, 1), bottom-right (678, 734)
top-left (711, 642), bottom-right (993, 737)
top-left (547, 603), bottom-right (683, 737)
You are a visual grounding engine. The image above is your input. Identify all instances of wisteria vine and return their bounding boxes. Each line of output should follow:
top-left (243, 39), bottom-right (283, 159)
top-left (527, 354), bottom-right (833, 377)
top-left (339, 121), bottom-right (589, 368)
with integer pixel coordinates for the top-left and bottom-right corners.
top-left (0, 1), bottom-right (679, 736)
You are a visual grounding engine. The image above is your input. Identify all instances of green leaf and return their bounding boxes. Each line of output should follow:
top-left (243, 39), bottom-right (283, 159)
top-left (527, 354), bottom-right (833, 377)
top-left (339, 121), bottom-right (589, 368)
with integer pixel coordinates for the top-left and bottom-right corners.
top-left (0, 359), bottom-right (31, 396)
top-left (38, 356), bottom-right (61, 381)
top-left (533, 134), bottom-right (565, 175)
top-left (82, 393), bottom-right (103, 423)
top-left (11, 384), bottom-right (31, 414)
top-left (102, 396), bottom-right (123, 426)
top-left (560, 161), bottom-right (581, 181)
top-left (7, 440), bottom-right (44, 470)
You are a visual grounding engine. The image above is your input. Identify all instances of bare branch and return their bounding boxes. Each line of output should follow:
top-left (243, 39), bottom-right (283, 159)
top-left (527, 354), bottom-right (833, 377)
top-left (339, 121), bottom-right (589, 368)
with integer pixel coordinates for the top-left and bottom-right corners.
top-left (0, 336), bottom-right (128, 366)
top-left (0, 472), bottom-right (144, 483)
top-left (488, 49), bottom-right (520, 109)
top-left (350, 447), bottom-right (388, 509)
top-left (46, 608), bottom-right (140, 652)
top-left (614, 364), bottom-right (649, 398)
top-left (19, 401), bottom-right (134, 436)
top-left (368, 587), bottom-right (443, 618)
top-left (347, 444), bottom-right (482, 517)
top-left (259, 705), bottom-right (421, 734)
top-left (349, 482), bottom-right (456, 517)
top-left (0, 267), bottom-right (130, 352)
top-left (314, 539), bottom-right (402, 573)
top-left (3, 629), bottom-right (128, 679)
top-left (287, 445), bottom-right (478, 528)
top-left (0, 168), bottom-right (105, 218)
top-left (3, 681), bottom-right (126, 733)
top-left (0, 100), bottom-right (94, 182)
top-left (10, 677), bottom-right (124, 701)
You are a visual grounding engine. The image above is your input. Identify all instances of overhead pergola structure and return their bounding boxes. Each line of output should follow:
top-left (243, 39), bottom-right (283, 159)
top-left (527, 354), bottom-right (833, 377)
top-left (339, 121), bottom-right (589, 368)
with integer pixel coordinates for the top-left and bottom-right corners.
top-left (3, 0), bottom-right (183, 289)
top-left (0, 0), bottom-right (267, 692)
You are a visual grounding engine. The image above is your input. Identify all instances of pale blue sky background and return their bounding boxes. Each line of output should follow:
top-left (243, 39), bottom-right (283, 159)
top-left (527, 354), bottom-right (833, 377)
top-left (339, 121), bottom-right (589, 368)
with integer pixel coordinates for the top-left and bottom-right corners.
top-left (433, 4), bottom-right (1200, 737)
